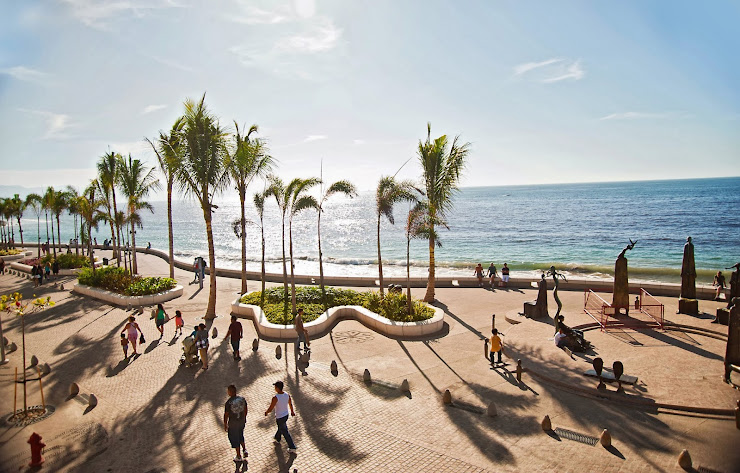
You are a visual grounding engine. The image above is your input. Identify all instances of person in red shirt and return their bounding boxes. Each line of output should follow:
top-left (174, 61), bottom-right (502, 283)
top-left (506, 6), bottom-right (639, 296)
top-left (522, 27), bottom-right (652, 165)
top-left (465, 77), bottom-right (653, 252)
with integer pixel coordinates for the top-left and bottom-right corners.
top-left (225, 315), bottom-right (243, 361)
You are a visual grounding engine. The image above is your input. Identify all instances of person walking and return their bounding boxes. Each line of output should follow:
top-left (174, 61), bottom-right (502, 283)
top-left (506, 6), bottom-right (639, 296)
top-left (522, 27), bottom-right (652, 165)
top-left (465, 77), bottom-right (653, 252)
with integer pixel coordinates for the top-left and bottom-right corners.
top-left (31, 264), bottom-right (38, 287)
top-left (265, 381), bottom-right (297, 453)
top-left (501, 263), bottom-right (510, 288)
top-left (225, 315), bottom-right (243, 361)
top-left (714, 271), bottom-right (726, 301)
top-left (474, 263), bottom-right (484, 286)
top-left (195, 323), bottom-right (209, 370)
top-left (174, 310), bottom-right (184, 337)
top-left (122, 316), bottom-right (144, 356)
top-left (489, 329), bottom-right (503, 365)
top-left (487, 262), bottom-right (497, 288)
top-left (154, 303), bottom-right (168, 337)
top-left (293, 308), bottom-right (310, 350)
top-left (224, 384), bottom-right (248, 463)
top-left (52, 259), bottom-right (60, 279)
top-left (199, 258), bottom-right (206, 290)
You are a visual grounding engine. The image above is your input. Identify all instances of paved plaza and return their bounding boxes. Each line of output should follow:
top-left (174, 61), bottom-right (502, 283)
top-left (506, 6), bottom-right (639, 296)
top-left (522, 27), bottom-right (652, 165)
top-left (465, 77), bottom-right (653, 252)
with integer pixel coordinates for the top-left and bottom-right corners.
top-left (1, 252), bottom-right (739, 472)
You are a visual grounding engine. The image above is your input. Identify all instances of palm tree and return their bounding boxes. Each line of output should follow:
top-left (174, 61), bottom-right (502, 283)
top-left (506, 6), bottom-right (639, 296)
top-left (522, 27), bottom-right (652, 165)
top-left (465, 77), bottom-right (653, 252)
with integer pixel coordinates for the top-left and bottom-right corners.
top-left (253, 191), bottom-right (268, 308)
top-left (0, 199), bottom-right (8, 249)
top-left (2, 197), bottom-right (16, 248)
top-left (417, 122), bottom-right (470, 302)
top-left (316, 180), bottom-right (357, 304)
top-left (265, 176), bottom-right (290, 312)
top-left (176, 93), bottom-right (231, 319)
top-left (146, 117), bottom-right (185, 279)
top-left (225, 122), bottom-right (274, 295)
top-left (376, 176), bottom-right (418, 297)
top-left (286, 178), bottom-right (320, 313)
top-left (25, 194), bottom-right (43, 258)
top-left (77, 182), bottom-right (106, 272)
top-left (97, 152), bottom-right (122, 264)
top-left (405, 202), bottom-right (440, 315)
top-left (9, 195), bottom-right (26, 247)
top-left (113, 210), bottom-right (128, 271)
top-left (50, 189), bottom-right (71, 256)
top-left (118, 154), bottom-right (159, 275)
top-left (65, 186), bottom-right (81, 255)
top-left (42, 187), bottom-right (55, 256)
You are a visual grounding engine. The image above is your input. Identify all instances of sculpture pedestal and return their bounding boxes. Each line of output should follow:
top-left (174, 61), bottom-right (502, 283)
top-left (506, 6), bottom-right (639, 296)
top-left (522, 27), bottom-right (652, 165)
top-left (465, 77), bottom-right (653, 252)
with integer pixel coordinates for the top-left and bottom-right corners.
top-left (678, 298), bottom-right (699, 315)
top-left (716, 308), bottom-right (730, 326)
top-left (523, 302), bottom-right (547, 319)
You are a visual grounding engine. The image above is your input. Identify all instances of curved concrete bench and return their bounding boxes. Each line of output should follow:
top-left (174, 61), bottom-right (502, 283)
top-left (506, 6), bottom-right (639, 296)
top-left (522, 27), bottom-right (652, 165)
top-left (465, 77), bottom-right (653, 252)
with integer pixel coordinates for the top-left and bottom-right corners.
top-left (231, 294), bottom-right (445, 340)
top-left (73, 283), bottom-right (184, 307)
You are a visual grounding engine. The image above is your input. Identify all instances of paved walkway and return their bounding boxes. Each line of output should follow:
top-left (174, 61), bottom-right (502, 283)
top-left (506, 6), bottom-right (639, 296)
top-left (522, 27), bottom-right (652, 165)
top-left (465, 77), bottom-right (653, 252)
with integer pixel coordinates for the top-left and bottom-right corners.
top-left (0, 252), bottom-right (738, 472)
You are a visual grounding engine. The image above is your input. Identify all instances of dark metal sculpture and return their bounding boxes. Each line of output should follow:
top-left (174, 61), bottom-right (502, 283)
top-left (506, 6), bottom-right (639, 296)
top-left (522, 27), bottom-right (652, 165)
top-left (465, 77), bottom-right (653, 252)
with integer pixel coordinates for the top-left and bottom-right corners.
top-left (613, 361), bottom-right (625, 393)
top-left (593, 357), bottom-right (606, 390)
top-left (613, 240), bottom-right (637, 315)
top-left (547, 266), bottom-right (567, 318)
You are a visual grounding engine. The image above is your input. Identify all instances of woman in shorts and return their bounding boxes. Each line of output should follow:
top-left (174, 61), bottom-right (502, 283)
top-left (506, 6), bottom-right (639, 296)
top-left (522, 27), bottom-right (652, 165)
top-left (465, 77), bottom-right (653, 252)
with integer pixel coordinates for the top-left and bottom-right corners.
top-left (155, 303), bottom-right (168, 337)
top-left (122, 316), bottom-right (143, 355)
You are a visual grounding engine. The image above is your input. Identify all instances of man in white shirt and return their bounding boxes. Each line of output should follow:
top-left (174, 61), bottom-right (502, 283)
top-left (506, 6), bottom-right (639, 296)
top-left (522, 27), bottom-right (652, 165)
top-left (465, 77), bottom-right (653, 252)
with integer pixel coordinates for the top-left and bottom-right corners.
top-left (265, 381), bottom-right (297, 453)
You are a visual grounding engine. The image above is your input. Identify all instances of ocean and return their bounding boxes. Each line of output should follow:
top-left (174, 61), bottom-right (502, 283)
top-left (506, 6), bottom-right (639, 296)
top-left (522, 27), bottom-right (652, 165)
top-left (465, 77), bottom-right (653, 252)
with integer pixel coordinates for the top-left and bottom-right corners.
top-left (11, 177), bottom-right (740, 284)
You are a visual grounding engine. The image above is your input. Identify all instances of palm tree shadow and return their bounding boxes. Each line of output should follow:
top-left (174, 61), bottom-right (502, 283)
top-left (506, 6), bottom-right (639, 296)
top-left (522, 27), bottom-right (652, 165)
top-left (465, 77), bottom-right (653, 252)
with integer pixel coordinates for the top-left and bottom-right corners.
top-left (432, 301), bottom-right (486, 340)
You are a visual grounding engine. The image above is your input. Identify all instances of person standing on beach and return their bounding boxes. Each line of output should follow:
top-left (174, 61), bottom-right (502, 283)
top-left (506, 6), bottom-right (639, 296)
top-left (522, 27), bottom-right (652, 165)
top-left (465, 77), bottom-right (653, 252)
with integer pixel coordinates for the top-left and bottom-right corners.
top-left (501, 263), bottom-right (510, 287)
top-left (714, 271), bottom-right (726, 301)
top-left (224, 384), bottom-right (248, 462)
top-left (154, 303), bottom-right (168, 337)
top-left (225, 315), bottom-right (243, 361)
top-left (122, 316), bottom-right (143, 356)
top-left (265, 381), bottom-right (297, 453)
top-left (487, 262), bottom-right (497, 288)
top-left (474, 263), bottom-right (484, 286)
top-left (195, 323), bottom-right (209, 370)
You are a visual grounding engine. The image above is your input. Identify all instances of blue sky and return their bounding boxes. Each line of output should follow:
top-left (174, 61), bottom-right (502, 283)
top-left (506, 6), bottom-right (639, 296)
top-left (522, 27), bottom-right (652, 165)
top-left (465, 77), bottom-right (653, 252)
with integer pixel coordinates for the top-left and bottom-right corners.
top-left (1, 0), bottom-right (738, 195)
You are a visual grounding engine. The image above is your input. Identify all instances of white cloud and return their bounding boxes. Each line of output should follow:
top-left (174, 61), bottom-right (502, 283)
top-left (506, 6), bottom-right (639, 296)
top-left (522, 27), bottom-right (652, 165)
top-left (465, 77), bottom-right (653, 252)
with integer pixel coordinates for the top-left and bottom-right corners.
top-left (231, 5), bottom-right (290, 25)
top-left (105, 139), bottom-right (155, 157)
top-left (304, 135), bottom-right (328, 142)
top-left (600, 111), bottom-right (692, 121)
top-left (58, 0), bottom-right (185, 29)
top-left (293, 0), bottom-right (316, 19)
top-left (513, 58), bottom-right (585, 83)
top-left (18, 108), bottom-right (75, 139)
top-left (276, 21), bottom-right (341, 53)
top-left (142, 104), bottom-right (167, 114)
top-left (0, 66), bottom-right (49, 83)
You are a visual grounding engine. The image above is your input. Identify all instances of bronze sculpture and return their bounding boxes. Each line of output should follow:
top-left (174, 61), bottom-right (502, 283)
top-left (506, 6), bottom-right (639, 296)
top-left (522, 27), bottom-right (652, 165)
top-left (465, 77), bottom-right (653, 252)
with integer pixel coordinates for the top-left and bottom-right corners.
top-left (613, 239), bottom-right (637, 315)
top-left (547, 266), bottom-right (567, 318)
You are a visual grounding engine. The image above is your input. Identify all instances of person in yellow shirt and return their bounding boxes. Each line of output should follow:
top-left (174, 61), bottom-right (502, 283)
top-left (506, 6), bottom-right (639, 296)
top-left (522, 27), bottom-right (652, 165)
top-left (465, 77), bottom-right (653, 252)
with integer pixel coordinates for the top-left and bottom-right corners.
top-left (490, 329), bottom-right (502, 364)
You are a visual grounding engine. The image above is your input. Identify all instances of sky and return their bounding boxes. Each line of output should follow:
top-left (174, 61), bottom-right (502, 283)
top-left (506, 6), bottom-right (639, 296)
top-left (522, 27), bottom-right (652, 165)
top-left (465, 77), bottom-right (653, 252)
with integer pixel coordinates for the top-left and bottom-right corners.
top-left (1, 0), bottom-right (739, 198)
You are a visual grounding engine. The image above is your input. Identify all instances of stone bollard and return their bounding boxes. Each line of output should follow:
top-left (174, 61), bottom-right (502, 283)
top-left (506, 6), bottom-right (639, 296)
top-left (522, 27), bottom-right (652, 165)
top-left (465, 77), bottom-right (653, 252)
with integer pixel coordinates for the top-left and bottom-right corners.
top-left (30, 355), bottom-right (39, 367)
top-left (88, 394), bottom-right (98, 408)
top-left (363, 369), bottom-right (371, 384)
top-left (400, 379), bottom-right (410, 393)
top-left (487, 402), bottom-right (497, 417)
top-left (127, 303), bottom-right (132, 312)
top-left (40, 363), bottom-right (51, 375)
top-left (252, 338), bottom-right (259, 352)
top-left (516, 359), bottom-right (523, 382)
top-left (330, 360), bottom-right (338, 376)
top-left (212, 327), bottom-right (218, 339)
top-left (677, 449), bottom-right (692, 469)
top-left (8, 342), bottom-right (17, 353)
top-left (442, 389), bottom-right (452, 405)
top-left (541, 415), bottom-right (552, 431)
top-left (2, 336), bottom-right (7, 347)
top-left (69, 383), bottom-right (79, 397)
top-left (599, 429), bottom-right (611, 447)
top-left (60, 284), bottom-right (64, 290)
top-left (275, 345), bottom-right (282, 360)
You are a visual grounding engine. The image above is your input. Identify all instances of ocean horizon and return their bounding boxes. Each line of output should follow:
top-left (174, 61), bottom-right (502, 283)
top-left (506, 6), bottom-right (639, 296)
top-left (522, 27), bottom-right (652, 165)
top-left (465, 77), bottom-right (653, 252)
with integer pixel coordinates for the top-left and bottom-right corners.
top-left (8, 176), bottom-right (740, 284)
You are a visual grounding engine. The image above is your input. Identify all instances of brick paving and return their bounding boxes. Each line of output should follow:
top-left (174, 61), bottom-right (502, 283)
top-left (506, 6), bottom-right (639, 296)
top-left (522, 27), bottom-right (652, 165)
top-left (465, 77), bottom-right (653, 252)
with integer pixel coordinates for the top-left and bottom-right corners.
top-left (0, 251), bottom-right (739, 472)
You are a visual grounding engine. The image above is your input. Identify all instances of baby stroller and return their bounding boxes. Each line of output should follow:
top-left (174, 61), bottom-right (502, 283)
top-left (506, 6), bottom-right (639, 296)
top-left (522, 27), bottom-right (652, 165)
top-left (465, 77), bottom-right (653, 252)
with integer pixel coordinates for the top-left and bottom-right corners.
top-left (180, 335), bottom-right (200, 367)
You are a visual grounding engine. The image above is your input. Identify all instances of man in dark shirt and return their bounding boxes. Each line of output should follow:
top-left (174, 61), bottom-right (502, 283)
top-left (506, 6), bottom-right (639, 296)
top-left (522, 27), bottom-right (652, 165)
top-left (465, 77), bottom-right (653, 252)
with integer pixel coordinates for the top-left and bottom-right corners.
top-left (225, 315), bottom-right (243, 361)
top-left (224, 385), bottom-right (248, 462)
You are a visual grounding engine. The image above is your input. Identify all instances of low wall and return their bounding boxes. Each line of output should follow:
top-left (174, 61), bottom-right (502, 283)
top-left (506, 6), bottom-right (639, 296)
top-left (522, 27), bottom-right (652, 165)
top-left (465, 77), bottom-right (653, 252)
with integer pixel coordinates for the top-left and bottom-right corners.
top-left (73, 283), bottom-right (184, 307)
top-left (231, 294), bottom-right (445, 340)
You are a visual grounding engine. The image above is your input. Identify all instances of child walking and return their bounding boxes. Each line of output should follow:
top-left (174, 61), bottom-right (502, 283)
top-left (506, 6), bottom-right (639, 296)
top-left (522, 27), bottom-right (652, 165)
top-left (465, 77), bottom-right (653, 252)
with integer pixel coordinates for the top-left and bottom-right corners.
top-left (490, 329), bottom-right (503, 365)
top-left (174, 310), bottom-right (184, 336)
top-left (120, 333), bottom-right (129, 358)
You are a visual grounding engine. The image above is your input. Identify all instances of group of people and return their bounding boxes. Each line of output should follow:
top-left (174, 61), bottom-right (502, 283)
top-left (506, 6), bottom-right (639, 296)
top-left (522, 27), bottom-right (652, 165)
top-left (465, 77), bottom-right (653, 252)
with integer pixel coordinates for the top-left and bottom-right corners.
top-left (30, 260), bottom-right (60, 287)
top-left (474, 262), bottom-right (510, 288)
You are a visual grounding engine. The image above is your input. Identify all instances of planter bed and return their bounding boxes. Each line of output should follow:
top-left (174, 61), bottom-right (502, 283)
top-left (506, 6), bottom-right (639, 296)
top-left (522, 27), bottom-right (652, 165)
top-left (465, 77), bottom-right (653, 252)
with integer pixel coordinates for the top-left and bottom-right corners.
top-left (231, 293), bottom-right (445, 340)
top-left (73, 283), bottom-right (184, 306)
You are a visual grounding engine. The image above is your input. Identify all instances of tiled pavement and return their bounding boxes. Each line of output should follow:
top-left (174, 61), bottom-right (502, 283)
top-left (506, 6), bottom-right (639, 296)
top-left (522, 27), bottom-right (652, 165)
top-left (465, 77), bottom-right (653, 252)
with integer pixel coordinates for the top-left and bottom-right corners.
top-left (1, 252), bottom-right (739, 472)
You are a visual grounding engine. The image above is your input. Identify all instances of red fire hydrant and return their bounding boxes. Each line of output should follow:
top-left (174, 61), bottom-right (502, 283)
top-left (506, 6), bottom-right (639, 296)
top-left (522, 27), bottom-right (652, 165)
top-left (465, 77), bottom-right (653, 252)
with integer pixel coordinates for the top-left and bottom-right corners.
top-left (28, 432), bottom-right (45, 467)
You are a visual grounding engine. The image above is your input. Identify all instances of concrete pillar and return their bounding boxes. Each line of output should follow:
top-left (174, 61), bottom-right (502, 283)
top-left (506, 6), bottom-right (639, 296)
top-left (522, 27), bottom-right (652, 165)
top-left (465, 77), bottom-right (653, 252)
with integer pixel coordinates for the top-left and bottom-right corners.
top-left (252, 338), bottom-right (259, 351)
top-left (400, 379), bottom-right (410, 393)
top-left (677, 449), bottom-right (692, 469)
top-left (275, 345), bottom-right (282, 359)
top-left (69, 383), bottom-right (79, 396)
top-left (541, 415), bottom-right (551, 431)
top-left (487, 402), bottom-right (497, 417)
top-left (88, 394), bottom-right (98, 408)
top-left (599, 429), bottom-right (611, 447)
top-left (442, 389), bottom-right (452, 405)
top-left (363, 369), bottom-right (371, 383)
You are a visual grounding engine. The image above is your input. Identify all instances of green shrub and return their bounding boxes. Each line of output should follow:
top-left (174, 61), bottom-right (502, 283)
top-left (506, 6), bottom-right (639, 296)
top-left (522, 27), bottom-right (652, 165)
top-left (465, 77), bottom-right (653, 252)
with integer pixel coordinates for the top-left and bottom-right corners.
top-left (41, 253), bottom-right (90, 269)
top-left (77, 266), bottom-right (176, 296)
top-left (240, 286), bottom-right (434, 324)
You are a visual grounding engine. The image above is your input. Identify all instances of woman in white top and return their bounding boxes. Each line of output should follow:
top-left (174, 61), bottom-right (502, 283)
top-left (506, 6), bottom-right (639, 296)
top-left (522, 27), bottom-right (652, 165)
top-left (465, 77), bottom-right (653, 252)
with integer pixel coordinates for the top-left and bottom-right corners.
top-left (265, 381), bottom-right (297, 452)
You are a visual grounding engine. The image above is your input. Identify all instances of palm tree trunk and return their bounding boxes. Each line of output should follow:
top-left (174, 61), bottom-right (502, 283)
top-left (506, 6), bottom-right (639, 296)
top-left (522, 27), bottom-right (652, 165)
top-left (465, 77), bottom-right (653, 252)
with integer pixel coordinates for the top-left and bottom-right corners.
top-left (239, 193), bottom-right (247, 295)
top-left (260, 221), bottom-right (266, 309)
top-left (280, 215), bottom-right (288, 315)
top-left (377, 215), bottom-right (384, 298)
top-left (166, 179), bottom-right (175, 279)
top-left (55, 215), bottom-right (62, 254)
top-left (9, 219), bottom-right (15, 248)
top-left (131, 218), bottom-right (138, 274)
top-left (36, 215), bottom-right (40, 258)
top-left (88, 224), bottom-right (95, 273)
top-left (44, 211), bottom-right (49, 253)
top-left (204, 207), bottom-right (217, 319)
top-left (112, 190), bottom-right (121, 264)
top-left (16, 217), bottom-right (23, 246)
top-left (289, 219), bottom-right (297, 314)
top-left (50, 213), bottom-right (56, 258)
top-left (424, 227), bottom-right (436, 302)
top-left (407, 236), bottom-right (413, 315)
top-left (317, 210), bottom-right (325, 305)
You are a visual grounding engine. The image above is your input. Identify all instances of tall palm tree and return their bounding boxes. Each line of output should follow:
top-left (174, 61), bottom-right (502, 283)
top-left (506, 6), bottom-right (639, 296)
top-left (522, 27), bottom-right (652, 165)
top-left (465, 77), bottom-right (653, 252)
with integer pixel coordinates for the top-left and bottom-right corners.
top-left (146, 116), bottom-right (185, 279)
top-left (265, 176), bottom-right (290, 312)
top-left (417, 122), bottom-right (470, 302)
top-left (176, 93), bottom-right (231, 319)
top-left (118, 154), bottom-right (159, 275)
top-left (77, 181), bottom-right (106, 272)
top-left (253, 191), bottom-right (267, 308)
top-left (65, 186), bottom-right (81, 255)
top-left (225, 122), bottom-right (274, 295)
top-left (113, 210), bottom-right (128, 271)
top-left (286, 178), bottom-right (319, 313)
top-left (316, 180), bottom-right (357, 304)
top-left (97, 152), bottom-right (122, 264)
top-left (2, 197), bottom-right (16, 248)
top-left (42, 187), bottom-right (55, 256)
top-left (0, 198), bottom-right (8, 249)
top-left (9, 195), bottom-right (26, 246)
top-left (405, 202), bottom-right (440, 315)
top-left (376, 176), bottom-right (418, 297)
top-left (25, 194), bottom-right (43, 257)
